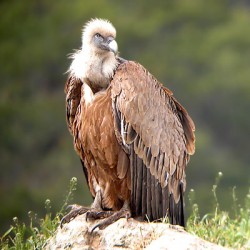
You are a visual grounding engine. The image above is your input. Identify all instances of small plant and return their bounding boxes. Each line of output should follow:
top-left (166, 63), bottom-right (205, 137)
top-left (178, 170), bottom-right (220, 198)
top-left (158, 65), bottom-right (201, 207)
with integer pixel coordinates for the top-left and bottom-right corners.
top-left (0, 177), bottom-right (78, 250)
top-left (187, 172), bottom-right (250, 249)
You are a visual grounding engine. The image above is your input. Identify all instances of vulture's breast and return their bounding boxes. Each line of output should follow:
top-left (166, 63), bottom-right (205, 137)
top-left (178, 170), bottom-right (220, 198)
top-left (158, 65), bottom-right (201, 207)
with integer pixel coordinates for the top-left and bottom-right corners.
top-left (76, 84), bottom-right (130, 210)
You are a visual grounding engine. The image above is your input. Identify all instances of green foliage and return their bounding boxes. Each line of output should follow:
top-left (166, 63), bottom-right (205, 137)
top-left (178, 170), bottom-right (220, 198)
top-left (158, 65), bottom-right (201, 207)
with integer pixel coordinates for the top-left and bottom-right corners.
top-left (0, 204), bottom-right (59, 250)
top-left (0, 177), bottom-right (78, 250)
top-left (187, 173), bottom-right (250, 249)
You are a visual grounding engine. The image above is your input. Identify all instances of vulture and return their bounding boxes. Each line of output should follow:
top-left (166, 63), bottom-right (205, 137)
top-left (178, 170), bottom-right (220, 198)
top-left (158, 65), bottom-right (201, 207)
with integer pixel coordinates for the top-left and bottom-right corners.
top-left (61, 18), bottom-right (195, 230)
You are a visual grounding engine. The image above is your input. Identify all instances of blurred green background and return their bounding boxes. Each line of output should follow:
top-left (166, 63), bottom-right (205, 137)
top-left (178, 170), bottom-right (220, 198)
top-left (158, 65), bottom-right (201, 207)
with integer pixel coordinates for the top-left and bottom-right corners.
top-left (1, 0), bottom-right (249, 234)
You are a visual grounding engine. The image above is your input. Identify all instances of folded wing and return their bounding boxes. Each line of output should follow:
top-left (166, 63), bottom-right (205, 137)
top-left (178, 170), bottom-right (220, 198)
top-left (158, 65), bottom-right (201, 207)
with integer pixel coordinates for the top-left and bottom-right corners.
top-left (111, 61), bottom-right (195, 226)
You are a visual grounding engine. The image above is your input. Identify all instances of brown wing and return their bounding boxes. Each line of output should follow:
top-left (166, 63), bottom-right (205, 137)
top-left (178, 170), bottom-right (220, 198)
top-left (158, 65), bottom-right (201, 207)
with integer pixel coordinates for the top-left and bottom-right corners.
top-left (111, 61), bottom-right (195, 226)
top-left (64, 76), bottom-right (93, 193)
top-left (65, 76), bottom-right (83, 134)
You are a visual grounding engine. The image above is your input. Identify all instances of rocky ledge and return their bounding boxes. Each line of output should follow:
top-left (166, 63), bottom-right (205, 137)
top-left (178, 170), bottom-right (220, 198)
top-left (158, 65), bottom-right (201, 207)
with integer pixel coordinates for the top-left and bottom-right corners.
top-left (45, 214), bottom-right (229, 250)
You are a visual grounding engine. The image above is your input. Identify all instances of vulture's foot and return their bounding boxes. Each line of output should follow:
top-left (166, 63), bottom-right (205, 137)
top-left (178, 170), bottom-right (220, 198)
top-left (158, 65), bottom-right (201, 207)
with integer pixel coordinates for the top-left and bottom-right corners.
top-left (90, 207), bottom-right (131, 232)
top-left (86, 209), bottom-right (114, 220)
top-left (60, 190), bottom-right (104, 228)
top-left (60, 193), bottom-right (131, 231)
top-left (60, 204), bottom-right (130, 231)
top-left (60, 204), bottom-right (89, 228)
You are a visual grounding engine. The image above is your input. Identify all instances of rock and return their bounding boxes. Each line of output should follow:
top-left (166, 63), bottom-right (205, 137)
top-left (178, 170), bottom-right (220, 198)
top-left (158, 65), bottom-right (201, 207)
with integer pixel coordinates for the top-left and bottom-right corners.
top-left (44, 214), bottom-right (229, 250)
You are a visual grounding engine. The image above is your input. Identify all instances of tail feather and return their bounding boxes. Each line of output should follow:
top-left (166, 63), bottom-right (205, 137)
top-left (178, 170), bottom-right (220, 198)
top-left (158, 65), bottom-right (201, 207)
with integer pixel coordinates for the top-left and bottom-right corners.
top-left (130, 145), bottom-right (185, 227)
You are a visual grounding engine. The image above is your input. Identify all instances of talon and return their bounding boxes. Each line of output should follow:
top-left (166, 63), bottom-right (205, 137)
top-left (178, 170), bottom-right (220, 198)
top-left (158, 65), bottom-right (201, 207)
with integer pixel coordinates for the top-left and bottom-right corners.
top-left (60, 219), bottom-right (65, 228)
top-left (60, 216), bottom-right (70, 228)
top-left (90, 224), bottom-right (100, 233)
top-left (85, 211), bottom-right (90, 221)
top-left (60, 214), bottom-right (72, 228)
top-left (60, 204), bottom-right (90, 228)
top-left (125, 211), bottom-right (131, 220)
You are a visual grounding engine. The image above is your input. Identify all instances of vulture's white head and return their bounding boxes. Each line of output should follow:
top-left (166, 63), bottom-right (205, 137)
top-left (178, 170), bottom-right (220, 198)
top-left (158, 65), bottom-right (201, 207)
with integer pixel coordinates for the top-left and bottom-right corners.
top-left (69, 18), bottom-right (119, 91)
top-left (82, 18), bottom-right (118, 55)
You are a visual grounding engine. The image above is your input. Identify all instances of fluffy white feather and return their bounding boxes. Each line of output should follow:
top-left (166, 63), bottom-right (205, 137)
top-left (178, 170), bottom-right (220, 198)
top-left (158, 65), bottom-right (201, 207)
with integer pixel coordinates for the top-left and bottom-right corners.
top-left (68, 18), bottom-right (118, 90)
top-left (82, 18), bottom-right (116, 47)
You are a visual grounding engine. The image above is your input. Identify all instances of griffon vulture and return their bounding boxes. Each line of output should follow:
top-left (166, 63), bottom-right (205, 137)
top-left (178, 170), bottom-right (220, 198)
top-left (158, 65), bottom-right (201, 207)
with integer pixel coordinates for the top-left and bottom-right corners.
top-left (61, 18), bottom-right (195, 230)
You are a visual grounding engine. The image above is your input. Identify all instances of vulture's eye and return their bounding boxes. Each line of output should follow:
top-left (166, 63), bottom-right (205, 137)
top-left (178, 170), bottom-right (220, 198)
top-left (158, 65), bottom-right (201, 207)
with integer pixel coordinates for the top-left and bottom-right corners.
top-left (95, 33), bottom-right (103, 40)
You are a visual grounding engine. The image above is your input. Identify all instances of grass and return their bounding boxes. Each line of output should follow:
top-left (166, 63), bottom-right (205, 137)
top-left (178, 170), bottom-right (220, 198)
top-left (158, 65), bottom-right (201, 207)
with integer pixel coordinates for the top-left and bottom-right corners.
top-left (1, 174), bottom-right (249, 249)
top-left (0, 177), bottom-right (78, 250)
top-left (187, 172), bottom-right (250, 249)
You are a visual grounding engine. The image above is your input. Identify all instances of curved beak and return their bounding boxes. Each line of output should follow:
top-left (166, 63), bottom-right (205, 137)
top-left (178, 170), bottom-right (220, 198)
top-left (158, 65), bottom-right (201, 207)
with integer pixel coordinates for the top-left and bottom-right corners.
top-left (108, 40), bottom-right (118, 55)
top-left (99, 37), bottom-right (118, 55)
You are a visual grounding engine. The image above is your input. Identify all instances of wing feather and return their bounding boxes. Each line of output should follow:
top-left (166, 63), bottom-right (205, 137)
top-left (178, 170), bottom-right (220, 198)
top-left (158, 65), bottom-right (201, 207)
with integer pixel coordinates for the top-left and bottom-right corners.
top-left (146, 166), bottom-right (152, 220)
top-left (65, 76), bottom-right (83, 133)
top-left (111, 61), bottom-right (195, 226)
top-left (135, 156), bottom-right (143, 216)
top-left (141, 158), bottom-right (147, 217)
top-left (117, 150), bottom-right (129, 179)
top-left (151, 174), bottom-right (157, 219)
